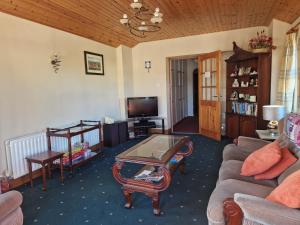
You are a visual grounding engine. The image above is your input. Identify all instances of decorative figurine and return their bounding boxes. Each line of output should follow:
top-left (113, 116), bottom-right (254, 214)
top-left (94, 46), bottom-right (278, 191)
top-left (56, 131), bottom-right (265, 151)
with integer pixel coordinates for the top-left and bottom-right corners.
top-left (230, 91), bottom-right (238, 100)
top-left (245, 94), bottom-right (250, 101)
top-left (250, 70), bottom-right (258, 75)
top-left (249, 78), bottom-right (255, 86)
top-left (241, 81), bottom-right (249, 87)
top-left (232, 79), bottom-right (239, 87)
top-left (238, 67), bottom-right (244, 76)
top-left (239, 93), bottom-right (245, 100)
top-left (244, 67), bottom-right (251, 75)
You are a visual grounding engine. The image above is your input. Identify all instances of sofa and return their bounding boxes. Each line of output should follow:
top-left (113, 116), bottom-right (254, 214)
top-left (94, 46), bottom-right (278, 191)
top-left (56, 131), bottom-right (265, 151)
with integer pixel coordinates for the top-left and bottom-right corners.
top-left (0, 190), bottom-right (23, 225)
top-left (207, 114), bottom-right (300, 225)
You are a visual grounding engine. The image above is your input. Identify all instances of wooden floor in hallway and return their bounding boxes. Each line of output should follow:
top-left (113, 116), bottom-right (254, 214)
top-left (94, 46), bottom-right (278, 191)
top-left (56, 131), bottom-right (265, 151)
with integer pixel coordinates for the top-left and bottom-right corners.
top-left (173, 116), bottom-right (199, 133)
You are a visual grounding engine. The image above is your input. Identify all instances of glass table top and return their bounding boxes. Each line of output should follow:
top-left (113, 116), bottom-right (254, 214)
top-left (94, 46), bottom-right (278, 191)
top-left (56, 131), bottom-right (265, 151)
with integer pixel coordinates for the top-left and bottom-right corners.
top-left (116, 135), bottom-right (189, 164)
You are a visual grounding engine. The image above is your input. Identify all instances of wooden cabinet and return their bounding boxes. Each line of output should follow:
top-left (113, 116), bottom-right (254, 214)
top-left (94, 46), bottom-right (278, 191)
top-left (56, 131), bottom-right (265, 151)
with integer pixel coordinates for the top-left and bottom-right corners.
top-left (239, 116), bottom-right (257, 137)
top-left (225, 42), bottom-right (271, 139)
top-left (226, 114), bottom-right (239, 138)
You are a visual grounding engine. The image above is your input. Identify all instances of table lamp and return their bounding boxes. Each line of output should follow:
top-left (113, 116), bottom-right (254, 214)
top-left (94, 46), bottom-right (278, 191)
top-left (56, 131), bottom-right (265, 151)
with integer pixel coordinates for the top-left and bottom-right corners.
top-left (263, 105), bottom-right (286, 136)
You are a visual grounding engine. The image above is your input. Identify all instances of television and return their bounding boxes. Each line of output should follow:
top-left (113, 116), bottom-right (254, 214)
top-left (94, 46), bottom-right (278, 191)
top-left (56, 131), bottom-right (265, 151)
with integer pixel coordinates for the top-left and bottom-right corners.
top-left (127, 97), bottom-right (158, 118)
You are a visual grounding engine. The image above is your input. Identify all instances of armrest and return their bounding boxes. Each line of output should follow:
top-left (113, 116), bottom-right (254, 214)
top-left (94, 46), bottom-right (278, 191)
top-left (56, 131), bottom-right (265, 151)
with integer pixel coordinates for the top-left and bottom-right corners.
top-left (0, 191), bottom-right (23, 221)
top-left (234, 193), bottom-right (300, 225)
top-left (237, 136), bottom-right (270, 152)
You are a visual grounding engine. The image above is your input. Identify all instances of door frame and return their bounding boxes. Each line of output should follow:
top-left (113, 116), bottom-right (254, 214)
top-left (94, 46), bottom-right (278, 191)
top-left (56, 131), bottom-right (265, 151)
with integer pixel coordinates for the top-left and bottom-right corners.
top-left (167, 51), bottom-right (228, 135)
top-left (167, 55), bottom-right (199, 133)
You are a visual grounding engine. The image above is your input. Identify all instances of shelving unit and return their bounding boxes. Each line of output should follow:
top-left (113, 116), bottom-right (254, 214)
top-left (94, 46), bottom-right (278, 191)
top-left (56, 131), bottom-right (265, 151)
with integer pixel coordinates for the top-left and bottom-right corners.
top-left (46, 120), bottom-right (102, 172)
top-left (225, 42), bottom-right (271, 138)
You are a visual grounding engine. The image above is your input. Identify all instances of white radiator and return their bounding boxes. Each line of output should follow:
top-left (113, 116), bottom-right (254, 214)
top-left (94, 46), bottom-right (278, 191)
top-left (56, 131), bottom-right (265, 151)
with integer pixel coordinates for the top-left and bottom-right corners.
top-left (5, 129), bottom-right (100, 179)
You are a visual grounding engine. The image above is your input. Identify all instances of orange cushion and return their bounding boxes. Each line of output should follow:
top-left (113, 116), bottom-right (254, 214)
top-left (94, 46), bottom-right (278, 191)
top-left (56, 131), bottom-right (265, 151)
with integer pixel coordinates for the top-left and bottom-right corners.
top-left (266, 170), bottom-right (300, 208)
top-left (255, 148), bottom-right (297, 180)
top-left (240, 141), bottom-right (282, 176)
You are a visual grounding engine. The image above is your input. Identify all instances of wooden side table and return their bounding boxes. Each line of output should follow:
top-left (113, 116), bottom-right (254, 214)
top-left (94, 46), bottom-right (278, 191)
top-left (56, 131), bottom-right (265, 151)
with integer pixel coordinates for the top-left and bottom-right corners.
top-left (26, 151), bottom-right (64, 191)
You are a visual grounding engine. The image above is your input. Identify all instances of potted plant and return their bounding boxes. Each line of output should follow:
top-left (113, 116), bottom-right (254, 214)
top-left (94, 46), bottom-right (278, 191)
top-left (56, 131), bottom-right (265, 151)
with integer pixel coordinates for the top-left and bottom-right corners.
top-left (249, 30), bottom-right (276, 53)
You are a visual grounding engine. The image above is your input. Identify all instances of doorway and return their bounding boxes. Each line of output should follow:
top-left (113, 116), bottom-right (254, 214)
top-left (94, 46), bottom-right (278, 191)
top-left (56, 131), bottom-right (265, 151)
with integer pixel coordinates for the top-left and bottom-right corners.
top-left (170, 58), bottom-right (199, 133)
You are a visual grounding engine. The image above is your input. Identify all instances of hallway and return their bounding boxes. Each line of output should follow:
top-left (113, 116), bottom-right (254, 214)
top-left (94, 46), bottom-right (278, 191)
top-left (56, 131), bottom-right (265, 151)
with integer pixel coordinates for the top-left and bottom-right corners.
top-left (173, 116), bottom-right (199, 133)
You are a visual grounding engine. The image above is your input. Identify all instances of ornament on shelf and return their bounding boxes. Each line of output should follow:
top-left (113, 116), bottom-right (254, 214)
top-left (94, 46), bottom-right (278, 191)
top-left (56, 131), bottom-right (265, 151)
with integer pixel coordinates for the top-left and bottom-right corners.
top-left (232, 79), bottom-right (239, 87)
top-left (238, 67), bottom-right (244, 76)
top-left (249, 78), bottom-right (255, 86)
top-left (250, 95), bottom-right (257, 103)
top-left (254, 78), bottom-right (258, 87)
top-left (250, 70), bottom-right (258, 75)
top-left (244, 94), bottom-right (250, 101)
top-left (244, 67), bottom-right (251, 75)
top-left (239, 93), bottom-right (245, 100)
top-left (230, 91), bottom-right (238, 100)
top-left (241, 81), bottom-right (249, 87)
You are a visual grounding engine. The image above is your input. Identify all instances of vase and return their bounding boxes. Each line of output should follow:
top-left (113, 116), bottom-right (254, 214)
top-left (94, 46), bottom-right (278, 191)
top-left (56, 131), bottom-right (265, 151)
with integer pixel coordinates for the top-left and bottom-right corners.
top-left (250, 48), bottom-right (270, 53)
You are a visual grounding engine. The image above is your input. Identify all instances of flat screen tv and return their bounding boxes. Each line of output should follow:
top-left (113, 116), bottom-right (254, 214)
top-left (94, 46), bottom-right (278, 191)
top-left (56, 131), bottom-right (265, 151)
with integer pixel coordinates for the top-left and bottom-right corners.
top-left (127, 97), bottom-right (158, 118)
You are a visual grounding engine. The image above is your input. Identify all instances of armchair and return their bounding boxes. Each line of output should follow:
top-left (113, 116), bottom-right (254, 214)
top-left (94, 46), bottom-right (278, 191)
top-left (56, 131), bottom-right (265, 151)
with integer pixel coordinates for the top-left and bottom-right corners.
top-left (0, 191), bottom-right (23, 225)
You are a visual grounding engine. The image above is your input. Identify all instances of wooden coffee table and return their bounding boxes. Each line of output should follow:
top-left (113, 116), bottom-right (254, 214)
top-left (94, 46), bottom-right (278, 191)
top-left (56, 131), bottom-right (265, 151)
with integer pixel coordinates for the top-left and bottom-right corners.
top-left (112, 134), bottom-right (193, 215)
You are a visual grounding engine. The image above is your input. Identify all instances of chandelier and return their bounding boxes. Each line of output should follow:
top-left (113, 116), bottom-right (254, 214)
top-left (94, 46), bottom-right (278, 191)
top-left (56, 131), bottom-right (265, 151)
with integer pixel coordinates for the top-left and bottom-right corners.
top-left (120, 0), bottom-right (163, 38)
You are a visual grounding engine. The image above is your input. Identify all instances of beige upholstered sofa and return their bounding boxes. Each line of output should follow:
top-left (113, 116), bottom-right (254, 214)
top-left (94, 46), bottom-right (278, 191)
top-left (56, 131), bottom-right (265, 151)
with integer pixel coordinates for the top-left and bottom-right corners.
top-left (207, 133), bottom-right (300, 225)
top-left (0, 190), bottom-right (23, 225)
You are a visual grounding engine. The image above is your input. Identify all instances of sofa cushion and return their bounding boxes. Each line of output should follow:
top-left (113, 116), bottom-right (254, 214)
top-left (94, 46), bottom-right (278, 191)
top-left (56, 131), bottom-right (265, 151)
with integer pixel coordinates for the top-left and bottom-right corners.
top-left (207, 179), bottom-right (273, 225)
top-left (278, 159), bottom-right (300, 184)
top-left (241, 141), bottom-right (282, 176)
top-left (219, 160), bottom-right (278, 187)
top-left (267, 170), bottom-right (300, 208)
top-left (222, 144), bottom-right (251, 162)
top-left (255, 148), bottom-right (297, 180)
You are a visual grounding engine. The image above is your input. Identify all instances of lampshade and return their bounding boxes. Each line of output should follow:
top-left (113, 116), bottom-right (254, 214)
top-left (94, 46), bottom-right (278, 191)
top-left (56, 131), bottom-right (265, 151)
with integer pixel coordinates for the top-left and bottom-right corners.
top-left (263, 105), bottom-right (286, 121)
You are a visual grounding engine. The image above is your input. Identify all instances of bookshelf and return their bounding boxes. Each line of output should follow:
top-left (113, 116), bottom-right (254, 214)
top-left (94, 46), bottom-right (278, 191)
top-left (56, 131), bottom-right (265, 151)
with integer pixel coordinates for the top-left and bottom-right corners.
top-left (225, 42), bottom-right (271, 138)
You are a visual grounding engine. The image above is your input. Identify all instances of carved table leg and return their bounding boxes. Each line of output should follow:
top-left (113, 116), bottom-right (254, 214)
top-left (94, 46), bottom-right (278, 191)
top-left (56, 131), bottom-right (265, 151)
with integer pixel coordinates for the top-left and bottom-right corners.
top-left (224, 198), bottom-right (243, 225)
top-left (152, 193), bottom-right (161, 216)
top-left (123, 189), bottom-right (132, 209)
top-left (179, 160), bottom-right (186, 175)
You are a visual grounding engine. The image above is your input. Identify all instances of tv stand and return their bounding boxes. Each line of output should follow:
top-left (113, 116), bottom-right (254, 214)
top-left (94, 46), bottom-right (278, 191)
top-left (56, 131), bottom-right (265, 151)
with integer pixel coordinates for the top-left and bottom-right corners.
top-left (127, 117), bottom-right (165, 137)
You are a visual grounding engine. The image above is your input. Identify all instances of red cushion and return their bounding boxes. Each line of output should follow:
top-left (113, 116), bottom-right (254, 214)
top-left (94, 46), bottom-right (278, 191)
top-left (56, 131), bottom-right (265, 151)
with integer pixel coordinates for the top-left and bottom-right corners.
top-left (255, 148), bottom-right (297, 180)
top-left (240, 141), bottom-right (282, 176)
top-left (266, 170), bottom-right (300, 208)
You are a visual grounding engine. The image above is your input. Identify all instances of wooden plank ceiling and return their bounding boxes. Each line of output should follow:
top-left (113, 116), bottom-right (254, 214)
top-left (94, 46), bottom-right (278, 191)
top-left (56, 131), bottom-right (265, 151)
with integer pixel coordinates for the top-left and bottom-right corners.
top-left (0, 0), bottom-right (300, 47)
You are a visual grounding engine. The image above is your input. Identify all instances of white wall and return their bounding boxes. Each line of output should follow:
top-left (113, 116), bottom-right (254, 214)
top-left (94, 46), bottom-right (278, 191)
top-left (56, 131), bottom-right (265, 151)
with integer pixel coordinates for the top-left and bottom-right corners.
top-left (186, 59), bottom-right (197, 116)
top-left (131, 26), bottom-right (268, 128)
top-left (116, 45), bottom-right (133, 119)
top-left (0, 13), bottom-right (121, 174)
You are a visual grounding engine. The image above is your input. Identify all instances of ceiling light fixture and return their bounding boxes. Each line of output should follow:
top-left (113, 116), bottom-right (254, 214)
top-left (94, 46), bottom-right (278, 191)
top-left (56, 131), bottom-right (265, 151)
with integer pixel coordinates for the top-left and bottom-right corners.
top-left (120, 0), bottom-right (163, 38)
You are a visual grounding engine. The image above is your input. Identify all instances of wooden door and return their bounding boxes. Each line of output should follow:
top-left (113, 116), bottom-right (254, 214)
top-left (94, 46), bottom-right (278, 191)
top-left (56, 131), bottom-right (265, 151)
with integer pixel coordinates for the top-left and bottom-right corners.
top-left (198, 51), bottom-right (221, 141)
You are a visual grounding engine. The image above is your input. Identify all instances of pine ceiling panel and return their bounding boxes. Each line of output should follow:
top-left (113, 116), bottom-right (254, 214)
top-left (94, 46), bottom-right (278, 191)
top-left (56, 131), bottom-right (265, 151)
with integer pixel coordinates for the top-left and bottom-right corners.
top-left (0, 0), bottom-right (299, 47)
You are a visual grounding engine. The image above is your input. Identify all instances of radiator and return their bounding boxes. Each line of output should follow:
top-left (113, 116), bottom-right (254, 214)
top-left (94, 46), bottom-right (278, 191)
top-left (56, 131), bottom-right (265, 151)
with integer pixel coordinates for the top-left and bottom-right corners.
top-left (5, 129), bottom-right (100, 179)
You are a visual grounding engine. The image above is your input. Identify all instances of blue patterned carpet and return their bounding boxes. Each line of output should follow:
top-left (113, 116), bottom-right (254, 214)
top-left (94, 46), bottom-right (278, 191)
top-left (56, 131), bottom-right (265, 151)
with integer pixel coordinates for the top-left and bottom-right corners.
top-left (19, 135), bottom-right (230, 225)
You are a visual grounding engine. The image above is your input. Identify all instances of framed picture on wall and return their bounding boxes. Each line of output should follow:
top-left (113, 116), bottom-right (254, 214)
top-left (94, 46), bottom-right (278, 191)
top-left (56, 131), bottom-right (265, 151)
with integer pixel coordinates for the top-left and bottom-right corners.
top-left (84, 51), bottom-right (104, 75)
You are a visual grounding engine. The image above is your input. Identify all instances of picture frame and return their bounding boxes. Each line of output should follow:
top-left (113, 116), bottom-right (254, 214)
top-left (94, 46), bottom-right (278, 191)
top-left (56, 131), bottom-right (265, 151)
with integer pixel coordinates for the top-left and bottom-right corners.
top-left (84, 51), bottom-right (104, 75)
